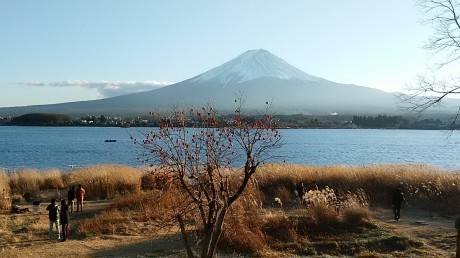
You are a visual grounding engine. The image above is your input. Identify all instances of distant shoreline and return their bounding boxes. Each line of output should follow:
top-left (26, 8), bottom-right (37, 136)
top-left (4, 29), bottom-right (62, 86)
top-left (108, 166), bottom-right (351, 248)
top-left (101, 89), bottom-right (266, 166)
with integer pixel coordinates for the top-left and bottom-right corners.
top-left (2, 112), bottom-right (458, 130)
top-left (0, 124), bottom-right (455, 130)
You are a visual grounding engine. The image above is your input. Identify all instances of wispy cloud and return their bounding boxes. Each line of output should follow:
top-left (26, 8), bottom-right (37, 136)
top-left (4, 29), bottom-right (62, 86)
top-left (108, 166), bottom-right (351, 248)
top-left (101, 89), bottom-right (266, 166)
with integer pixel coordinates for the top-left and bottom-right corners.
top-left (18, 80), bottom-right (173, 97)
top-left (21, 80), bottom-right (46, 86)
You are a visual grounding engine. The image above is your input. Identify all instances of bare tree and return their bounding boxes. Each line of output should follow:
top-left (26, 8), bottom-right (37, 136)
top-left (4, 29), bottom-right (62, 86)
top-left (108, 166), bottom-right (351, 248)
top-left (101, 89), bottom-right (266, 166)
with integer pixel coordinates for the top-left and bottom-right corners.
top-left (133, 101), bottom-right (282, 258)
top-left (402, 0), bottom-right (460, 117)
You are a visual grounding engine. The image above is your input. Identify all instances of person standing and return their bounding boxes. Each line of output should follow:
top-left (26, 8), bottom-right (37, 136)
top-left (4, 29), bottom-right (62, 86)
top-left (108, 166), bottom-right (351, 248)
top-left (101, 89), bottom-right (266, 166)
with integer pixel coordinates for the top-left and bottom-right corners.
top-left (67, 186), bottom-right (76, 213)
top-left (296, 182), bottom-right (306, 200)
top-left (46, 198), bottom-right (60, 240)
top-left (60, 199), bottom-right (70, 241)
top-left (76, 184), bottom-right (86, 212)
top-left (391, 188), bottom-right (408, 221)
top-left (455, 216), bottom-right (459, 258)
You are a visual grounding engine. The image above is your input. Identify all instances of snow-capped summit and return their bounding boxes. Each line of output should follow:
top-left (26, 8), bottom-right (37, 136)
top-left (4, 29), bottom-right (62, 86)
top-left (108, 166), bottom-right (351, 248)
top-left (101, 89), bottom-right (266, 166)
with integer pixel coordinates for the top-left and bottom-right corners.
top-left (191, 49), bottom-right (321, 85)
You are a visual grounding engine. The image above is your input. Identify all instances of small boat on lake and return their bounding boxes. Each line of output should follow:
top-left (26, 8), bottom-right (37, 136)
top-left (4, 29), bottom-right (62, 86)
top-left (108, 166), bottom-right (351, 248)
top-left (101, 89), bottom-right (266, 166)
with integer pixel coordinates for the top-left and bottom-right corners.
top-left (104, 139), bottom-right (117, 142)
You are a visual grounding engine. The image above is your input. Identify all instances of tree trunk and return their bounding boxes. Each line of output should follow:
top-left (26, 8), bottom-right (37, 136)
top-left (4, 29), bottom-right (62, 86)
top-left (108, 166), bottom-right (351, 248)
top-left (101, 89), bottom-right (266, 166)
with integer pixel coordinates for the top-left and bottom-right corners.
top-left (177, 215), bottom-right (194, 258)
top-left (206, 207), bottom-right (228, 258)
top-left (200, 222), bottom-right (213, 258)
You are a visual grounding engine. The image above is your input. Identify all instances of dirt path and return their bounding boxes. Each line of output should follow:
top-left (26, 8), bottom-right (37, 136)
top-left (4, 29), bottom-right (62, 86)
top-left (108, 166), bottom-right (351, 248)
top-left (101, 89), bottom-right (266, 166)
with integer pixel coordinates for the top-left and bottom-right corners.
top-left (371, 207), bottom-right (457, 256)
top-left (0, 201), bottom-right (184, 258)
top-left (0, 202), bottom-right (457, 257)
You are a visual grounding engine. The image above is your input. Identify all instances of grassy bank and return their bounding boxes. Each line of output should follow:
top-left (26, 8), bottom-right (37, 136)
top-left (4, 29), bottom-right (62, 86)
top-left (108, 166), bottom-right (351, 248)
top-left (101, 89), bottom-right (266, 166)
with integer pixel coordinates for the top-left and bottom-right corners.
top-left (1, 163), bottom-right (458, 212)
top-left (0, 164), bottom-right (458, 256)
top-left (75, 163), bottom-right (458, 257)
top-left (255, 164), bottom-right (460, 213)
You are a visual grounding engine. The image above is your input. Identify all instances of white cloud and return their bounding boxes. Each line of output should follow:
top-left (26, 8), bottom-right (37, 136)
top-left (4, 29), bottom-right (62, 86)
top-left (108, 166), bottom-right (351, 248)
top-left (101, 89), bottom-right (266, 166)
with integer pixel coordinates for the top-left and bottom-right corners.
top-left (19, 80), bottom-right (173, 97)
top-left (20, 80), bottom-right (46, 86)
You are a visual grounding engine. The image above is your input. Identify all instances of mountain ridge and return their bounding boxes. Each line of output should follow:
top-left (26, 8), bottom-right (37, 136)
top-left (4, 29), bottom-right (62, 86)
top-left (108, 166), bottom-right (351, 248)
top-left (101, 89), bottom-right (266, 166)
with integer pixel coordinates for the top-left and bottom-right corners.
top-left (2, 49), bottom-right (459, 116)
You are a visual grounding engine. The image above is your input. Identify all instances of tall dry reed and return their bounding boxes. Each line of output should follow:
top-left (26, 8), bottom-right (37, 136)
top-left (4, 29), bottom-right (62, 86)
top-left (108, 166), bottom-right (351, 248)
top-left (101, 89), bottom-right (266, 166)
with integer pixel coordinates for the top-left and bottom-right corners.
top-left (6, 165), bottom-right (143, 201)
top-left (0, 169), bottom-right (10, 210)
top-left (68, 164), bottom-right (142, 199)
top-left (9, 169), bottom-right (42, 198)
top-left (218, 180), bottom-right (268, 255)
top-left (255, 164), bottom-right (460, 213)
top-left (0, 169), bottom-right (9, 197)
top-left (8, 168), bottom-right (65, 200)
top-left (41, 169), bottom-right (64, 189)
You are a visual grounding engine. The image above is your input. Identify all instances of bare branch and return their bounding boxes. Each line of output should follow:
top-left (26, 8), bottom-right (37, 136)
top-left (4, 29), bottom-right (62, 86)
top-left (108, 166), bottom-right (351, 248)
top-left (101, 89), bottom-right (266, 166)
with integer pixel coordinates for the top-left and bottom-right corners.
top-left (418, 0), bottom-right (460, 67)
top-left (400, 74), bottom-right (460, 116)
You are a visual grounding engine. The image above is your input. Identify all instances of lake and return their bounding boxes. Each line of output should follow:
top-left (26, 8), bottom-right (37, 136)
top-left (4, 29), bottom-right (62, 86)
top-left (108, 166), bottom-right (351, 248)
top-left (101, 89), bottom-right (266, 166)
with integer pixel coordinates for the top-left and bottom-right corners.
top-left (1, 126), bottom-right (460, 171)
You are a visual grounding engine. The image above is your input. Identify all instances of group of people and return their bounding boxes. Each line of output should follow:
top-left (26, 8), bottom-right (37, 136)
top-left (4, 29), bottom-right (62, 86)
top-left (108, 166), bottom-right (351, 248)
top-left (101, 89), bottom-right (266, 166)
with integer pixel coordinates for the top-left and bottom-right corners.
top-left (67, 184), bottom-right (86, 213)
top-left (45, 184), bottom-right (85, 241)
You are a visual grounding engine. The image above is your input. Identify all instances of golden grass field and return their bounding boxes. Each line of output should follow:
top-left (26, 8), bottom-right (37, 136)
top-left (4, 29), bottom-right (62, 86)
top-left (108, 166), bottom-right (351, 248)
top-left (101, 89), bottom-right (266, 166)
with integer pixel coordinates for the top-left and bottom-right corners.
top-left (0, 164), bottom-right (458, 257)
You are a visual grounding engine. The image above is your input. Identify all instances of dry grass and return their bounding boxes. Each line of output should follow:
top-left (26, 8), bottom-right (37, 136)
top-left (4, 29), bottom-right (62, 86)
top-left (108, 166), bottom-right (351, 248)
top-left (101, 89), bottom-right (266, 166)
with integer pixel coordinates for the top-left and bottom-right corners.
top-left (41, 169), bottom-right (64, 189)
top-left (77, 188), bottom-right (191, 238)
top-left (255, 164), bottom-right (460, 213)
top-left (0, 199), bottom-right (11, 211)
top-left (78, 209), bottom-right (131, 236)
top-left (8, 168), bottom-right (65, 200)
top-left (64, 164), bottom-right (142, 200)
top-left (310, 204), bottom-right (338, 225)
top-left (4, 163), bottom-right (457, 213)
top-left (263, 213), bottom-right (299, 243)
top-left (342, 204), bottom-right (371, 225)
top-left (341, 189), bottom-right (371, 225)
top-left (219, 207), bottom-right (267, 255)
top-left (9, 169), bottom-right (42, 197)
top-left (0, 169), bottom-right (10, 210)
top-left (10, 193), bottom-right (25, 203)
top-left (4, 165), bottom-right (145, 203)
top-left (108, 190), bottom-right (178, 222)
top-left (0, 169), bottom-right (9, 196)
top-left (0, 209), bottom-right (50, 249)
top-left (273, 185), bottom-right (292, 206)
top-left (1, 163), bottom-right (454, 257)
top-left (217, 187), bottom-right (372, 255)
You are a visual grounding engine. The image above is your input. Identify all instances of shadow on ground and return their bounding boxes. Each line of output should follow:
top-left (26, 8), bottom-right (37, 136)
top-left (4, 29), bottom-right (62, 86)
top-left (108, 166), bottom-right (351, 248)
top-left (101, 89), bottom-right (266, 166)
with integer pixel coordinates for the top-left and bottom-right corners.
top-left (93, 233), bottom-right (186, 257)
top-left (70, 200), bottom-right (111, 240)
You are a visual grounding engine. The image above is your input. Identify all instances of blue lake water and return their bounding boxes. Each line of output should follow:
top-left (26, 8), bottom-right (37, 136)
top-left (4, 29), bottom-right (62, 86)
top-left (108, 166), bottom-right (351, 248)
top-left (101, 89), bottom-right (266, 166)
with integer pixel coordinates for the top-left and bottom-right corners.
top-left (1, 126), bottom-right (460, 171)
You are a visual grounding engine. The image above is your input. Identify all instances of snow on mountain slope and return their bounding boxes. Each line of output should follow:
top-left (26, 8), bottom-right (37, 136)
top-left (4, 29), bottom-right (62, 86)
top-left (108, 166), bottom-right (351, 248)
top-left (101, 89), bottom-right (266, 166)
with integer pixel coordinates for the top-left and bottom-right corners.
top-left (191, 49), bottom-right (321, 85)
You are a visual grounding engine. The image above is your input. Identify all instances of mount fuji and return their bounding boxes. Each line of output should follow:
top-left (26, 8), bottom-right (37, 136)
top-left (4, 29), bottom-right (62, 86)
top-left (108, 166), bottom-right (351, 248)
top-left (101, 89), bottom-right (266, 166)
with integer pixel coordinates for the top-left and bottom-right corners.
top-left (190, 49), bottom-right (321, 85)
top-left (1, 49), bottom-right (413, 116)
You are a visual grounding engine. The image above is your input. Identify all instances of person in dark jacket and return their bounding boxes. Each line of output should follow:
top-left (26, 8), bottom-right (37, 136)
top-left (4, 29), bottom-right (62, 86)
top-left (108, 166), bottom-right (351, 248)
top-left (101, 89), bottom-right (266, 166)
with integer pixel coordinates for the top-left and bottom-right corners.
top-left (455, 216), bottom-right (459, 258)
top-left (46, 198), bottom-right (60, 240)
top-left (67, 186), bottom-right (76, 213)
top-left (391, 188), bottom-right (408, 221)
top-left (296, 182), bottom-right (306, 201)
top-left (60, 199), bottom-right (70, 241)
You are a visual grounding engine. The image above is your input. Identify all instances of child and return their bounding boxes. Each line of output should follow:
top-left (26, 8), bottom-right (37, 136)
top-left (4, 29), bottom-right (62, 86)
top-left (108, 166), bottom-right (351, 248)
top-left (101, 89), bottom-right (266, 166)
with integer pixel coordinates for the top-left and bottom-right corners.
top-left (46, 198), bottom-right (60, 240)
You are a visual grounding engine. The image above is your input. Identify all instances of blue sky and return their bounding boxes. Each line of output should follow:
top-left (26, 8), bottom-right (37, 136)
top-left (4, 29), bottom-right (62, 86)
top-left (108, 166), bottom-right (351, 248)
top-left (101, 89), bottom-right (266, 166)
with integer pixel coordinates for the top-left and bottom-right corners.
top-left (0, 1), bottom-right (445, 107)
